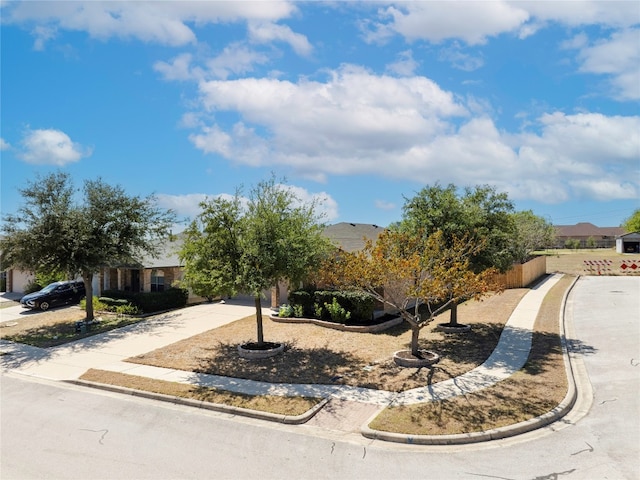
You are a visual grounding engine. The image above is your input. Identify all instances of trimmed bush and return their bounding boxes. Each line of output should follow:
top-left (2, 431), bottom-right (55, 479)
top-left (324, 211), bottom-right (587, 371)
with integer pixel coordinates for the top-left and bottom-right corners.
top-left (287, 289), bottom-right (376, 324)
top-left (324, 297), bottom-right (351, 323)
top-left (99, 287), bottom-right (188, 313)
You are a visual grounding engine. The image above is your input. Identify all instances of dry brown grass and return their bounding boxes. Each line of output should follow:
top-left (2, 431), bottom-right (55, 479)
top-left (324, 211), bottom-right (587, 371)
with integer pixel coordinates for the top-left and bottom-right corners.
top-left (543, 249), bottom-right (629, 276)
top-left (369, 275), bottom-right (572, 435)
top-left (0, 307), bottom-right (139, 348)
top-left (127, 289), bottom-right (527, 392)
top-left (80, 368), bottom-right (319, 416)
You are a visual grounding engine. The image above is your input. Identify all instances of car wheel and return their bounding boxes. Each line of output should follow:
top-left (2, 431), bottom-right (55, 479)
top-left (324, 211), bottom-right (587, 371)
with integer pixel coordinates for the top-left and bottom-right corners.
top-left (39, 302), bottom-right (50, 311)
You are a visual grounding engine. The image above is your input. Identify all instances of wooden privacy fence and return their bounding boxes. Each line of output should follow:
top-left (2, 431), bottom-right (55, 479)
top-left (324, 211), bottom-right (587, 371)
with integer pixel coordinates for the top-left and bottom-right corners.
top-left (494, 256), bottom-right (547, 289)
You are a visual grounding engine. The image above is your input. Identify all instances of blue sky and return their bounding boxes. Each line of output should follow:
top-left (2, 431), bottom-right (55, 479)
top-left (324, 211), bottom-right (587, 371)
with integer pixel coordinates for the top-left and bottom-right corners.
top-left (1, 1), bottom-right (639, 232)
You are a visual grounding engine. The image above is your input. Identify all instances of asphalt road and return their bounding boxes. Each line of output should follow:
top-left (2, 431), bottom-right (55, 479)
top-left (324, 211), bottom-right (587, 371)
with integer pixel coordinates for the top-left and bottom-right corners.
top-left (1, 276), bottom-right (638, 480)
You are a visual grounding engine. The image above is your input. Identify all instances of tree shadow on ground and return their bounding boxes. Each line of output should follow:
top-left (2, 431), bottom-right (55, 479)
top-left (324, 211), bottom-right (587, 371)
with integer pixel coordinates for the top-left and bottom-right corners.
top-left (194, 340), bottom-right (369, 386)
top-left (423, 323), bottom-right (505, 365)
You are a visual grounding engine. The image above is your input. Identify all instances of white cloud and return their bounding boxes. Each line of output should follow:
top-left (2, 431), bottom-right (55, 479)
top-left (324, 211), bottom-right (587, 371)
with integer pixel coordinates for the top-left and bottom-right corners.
top-left (369, 2), bottom-right (530, 45)
top-left (368, 1), bottom-right (638, 46)
top-left (154, 53), bottom-right (201, 82)
top-left (248, 21), bottom-right (312, 57)
top-left (206, 43), bottom-right (271, 80)
top-left (512, 112), bottom-right (640, 201)
top-left (375, 199), bottom-right (396, 211)
top-left (575, 28), bottom-right (640, 101)
top-left (278, 184), bottom-right (339, 221)
top-left (385, 50), bottom-right (419, 76)
top-left (517, 1), bottom-right (640, 29)
top-left (438, 43), bottom-right (484, 71)
top-left (3, 0), bottom-right (299, 48)
top-left (155, 193), bottom-right (209, 222)
top-left (186, 64), bottom-right (638, 205)
top-left (0, 138), bottom-right (10, 150)
top-left (156, 185), bottom-right (338, 224)
top-left (19, 128), bottom-right (92, 166)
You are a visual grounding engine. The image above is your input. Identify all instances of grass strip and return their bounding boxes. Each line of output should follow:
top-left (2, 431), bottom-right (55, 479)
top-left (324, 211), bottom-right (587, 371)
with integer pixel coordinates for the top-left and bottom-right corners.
top-left (1, 315), bottom-right (143, 348)
top-left (80, 368), bottom-right (321, 417)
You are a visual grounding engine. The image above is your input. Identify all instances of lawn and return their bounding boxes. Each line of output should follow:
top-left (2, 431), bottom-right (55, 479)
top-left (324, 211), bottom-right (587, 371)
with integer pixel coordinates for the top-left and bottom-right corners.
top-left (0, 307), bottom-right (143, 348)
top-left (125, 288), bottom-right (527, 392)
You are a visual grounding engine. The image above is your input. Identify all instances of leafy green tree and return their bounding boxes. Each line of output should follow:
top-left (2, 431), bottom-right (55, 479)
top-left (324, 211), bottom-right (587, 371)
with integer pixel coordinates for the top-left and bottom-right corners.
top-left (320, 229), bottom-right (501, 356)
top-left (180, 176), bottom-right (331, 347)
top-left (565, 238), bottom-right (581, 250)
top-left (511, 210), bottom-right (556, 263)
top-left (396, 183), bottom-right (517, 326)
top-left (1, 172), bottom-right (176, 321)
top-left (622, 209), bottom-right (640, 233)
top-left (180, 194), bottom-right (243, 301)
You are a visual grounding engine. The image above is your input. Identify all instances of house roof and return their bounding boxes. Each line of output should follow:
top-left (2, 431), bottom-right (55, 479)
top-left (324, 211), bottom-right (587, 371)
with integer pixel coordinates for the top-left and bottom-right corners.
top-left (554, 222), bottom-right (624, 238)
top-left (618, 231), bottom-right (640, 239)
top-left (138, 223), bottom-right (387, 268)
top-left (322, 222), bottom-right (385, 252)
top-left (138, 234), bottom-right (184, 269)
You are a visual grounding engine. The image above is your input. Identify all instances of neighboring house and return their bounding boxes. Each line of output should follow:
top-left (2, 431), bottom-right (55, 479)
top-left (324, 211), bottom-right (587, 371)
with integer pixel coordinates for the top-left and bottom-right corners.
top-left (554, 222), bottom-right (624, 248)
top-left (616, 232), bottom-right (640, 254)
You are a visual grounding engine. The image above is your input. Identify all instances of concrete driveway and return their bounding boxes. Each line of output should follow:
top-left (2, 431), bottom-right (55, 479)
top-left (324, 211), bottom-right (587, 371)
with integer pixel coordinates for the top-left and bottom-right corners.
top-left (0, 303), bottom-right (50, 323)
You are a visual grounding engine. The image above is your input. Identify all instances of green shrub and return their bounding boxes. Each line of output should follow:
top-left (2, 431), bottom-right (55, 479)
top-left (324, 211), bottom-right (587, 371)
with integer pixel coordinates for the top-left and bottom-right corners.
top-left (24, 280), bottom-right (43, 294)
top-left (278, 304), bottom-right (294, 317)
top-left (99, 288), bottom-right (188, 313)
top-left (81, 296), bottom-right (109, 312)
top-left (314, 302), bottom-right (323, 319)
top-left (293, 304), bottom-right (304, 318)
top-left (324, 297), bottom-right (351, 323)
top-left (288, 290), bottom-right (314, 316)
top-left (337, 291), bottom-right (375, 322)
top-left (115, 304), bottom-right (141, 315)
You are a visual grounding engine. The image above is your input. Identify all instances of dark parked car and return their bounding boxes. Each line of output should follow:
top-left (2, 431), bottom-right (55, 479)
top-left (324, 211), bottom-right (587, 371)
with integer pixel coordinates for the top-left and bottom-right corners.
top-left (20, 280), bottom-right (86, 311)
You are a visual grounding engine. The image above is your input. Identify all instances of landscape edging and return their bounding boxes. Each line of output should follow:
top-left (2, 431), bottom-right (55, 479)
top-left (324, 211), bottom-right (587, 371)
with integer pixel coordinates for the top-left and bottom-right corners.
top-left (269, 314), bottom-right (403, 333)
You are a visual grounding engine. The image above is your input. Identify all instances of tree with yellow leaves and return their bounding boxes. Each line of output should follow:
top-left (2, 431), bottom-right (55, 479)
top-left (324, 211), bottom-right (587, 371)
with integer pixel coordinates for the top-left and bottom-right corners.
top-left (320, 229), bottom-right (502, 359)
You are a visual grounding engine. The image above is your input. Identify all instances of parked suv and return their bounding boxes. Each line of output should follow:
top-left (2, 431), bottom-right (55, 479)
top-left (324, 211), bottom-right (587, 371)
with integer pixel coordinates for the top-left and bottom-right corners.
top-left (20, 280), bottom-right (86, 311)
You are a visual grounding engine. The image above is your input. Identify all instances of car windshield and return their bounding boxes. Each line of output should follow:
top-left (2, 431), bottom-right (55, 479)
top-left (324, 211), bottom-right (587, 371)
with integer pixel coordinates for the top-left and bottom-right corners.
top-left (40, 283), bottom-right (62, 293)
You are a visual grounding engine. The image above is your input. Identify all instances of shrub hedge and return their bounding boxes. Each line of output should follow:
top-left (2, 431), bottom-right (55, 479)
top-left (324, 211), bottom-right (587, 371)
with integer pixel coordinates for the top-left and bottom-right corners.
top-left (99, 287), bottom-right (189, 314)
top-left (287, 289), bottom-right (375, 324)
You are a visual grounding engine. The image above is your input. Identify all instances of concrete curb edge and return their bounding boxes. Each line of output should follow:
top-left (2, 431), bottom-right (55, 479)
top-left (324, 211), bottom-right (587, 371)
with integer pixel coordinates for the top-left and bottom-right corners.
top-left (64, 379), bottom-right (330, 425)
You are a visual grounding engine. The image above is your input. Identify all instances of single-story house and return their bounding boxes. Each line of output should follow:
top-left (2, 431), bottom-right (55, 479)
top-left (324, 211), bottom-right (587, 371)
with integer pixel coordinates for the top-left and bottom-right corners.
top-left (616, 232), bottom-right (640, 254)
top-left (554, 222), bottom-right (624, 248)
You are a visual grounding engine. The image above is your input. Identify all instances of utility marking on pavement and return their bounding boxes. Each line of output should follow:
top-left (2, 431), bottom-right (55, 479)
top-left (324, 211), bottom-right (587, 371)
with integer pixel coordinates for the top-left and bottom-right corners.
top-left (570, 442), bottom-right (594, 456)
top-left (79, 428), bottom-right (109, 445)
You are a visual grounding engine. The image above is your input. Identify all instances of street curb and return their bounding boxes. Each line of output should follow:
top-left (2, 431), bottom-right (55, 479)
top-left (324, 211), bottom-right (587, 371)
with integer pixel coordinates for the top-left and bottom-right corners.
top-left (360, 274), bottom-right (582, 445)
top-left (64, 379), bottom-right (329, 425)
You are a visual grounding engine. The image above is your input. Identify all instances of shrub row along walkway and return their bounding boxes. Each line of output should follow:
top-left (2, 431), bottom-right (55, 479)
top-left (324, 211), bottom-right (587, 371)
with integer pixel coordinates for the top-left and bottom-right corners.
top-left (2, 275), bottom-right (561, 412)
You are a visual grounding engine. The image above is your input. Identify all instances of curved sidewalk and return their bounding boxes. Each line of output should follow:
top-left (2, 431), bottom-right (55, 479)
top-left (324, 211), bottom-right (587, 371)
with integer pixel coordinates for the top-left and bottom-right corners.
top-left (67, 273), bottom-right (562, 406)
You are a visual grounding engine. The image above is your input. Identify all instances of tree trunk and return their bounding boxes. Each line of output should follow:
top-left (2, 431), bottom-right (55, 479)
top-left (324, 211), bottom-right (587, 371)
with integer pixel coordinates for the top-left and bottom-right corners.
top-left (254, 295), bottom-right (264, 346)
top-left (449, 301), bottom-right (458, 326)
top-left (410, 327), bottom-right (420, 357)
top-left (83, 272), bottom-right (94, 321)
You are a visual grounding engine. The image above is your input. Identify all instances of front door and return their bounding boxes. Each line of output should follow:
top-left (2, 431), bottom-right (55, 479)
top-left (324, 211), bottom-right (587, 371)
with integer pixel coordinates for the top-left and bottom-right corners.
top-left (131, 270), bottom-right (141, 292)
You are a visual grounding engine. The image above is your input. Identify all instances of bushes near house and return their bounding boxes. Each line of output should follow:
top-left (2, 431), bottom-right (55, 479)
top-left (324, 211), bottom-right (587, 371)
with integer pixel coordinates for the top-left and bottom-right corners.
top-left (99, 287), bottom-right (189, 314)
top-left (82, 296), bottom-right (142, 315)
top-left (284, 289), bottom-right (375, 325)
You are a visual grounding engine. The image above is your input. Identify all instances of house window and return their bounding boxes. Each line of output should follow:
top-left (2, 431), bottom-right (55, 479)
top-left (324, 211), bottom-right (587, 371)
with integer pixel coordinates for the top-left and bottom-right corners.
top-left (151, 270), bottom-right (165, 292)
